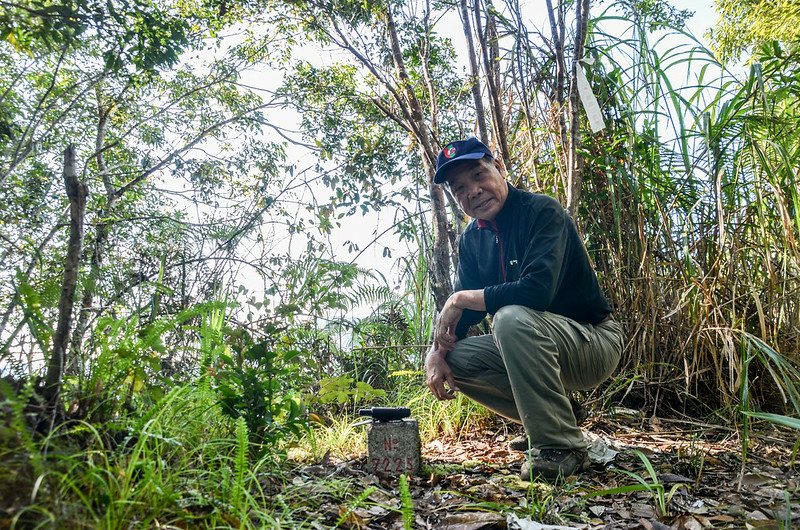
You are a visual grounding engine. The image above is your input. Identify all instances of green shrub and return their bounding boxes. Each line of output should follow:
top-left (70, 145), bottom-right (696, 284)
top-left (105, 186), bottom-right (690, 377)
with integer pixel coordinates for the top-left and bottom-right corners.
top-left (212, 333), bottom-right (309, 447)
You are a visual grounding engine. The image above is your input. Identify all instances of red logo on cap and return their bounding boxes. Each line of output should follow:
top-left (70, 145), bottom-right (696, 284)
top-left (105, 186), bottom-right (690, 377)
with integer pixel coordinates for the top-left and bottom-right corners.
top-left (443, 145), bottom-right (457, 159)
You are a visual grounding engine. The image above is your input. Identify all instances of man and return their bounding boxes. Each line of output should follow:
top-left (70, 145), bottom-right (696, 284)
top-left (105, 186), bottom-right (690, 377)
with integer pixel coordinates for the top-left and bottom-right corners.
top-left (425, 137), bottom-right (624, 482)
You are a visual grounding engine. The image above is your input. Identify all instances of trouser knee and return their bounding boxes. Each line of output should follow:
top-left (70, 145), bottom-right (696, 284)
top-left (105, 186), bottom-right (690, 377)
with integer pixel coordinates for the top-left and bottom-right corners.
top-left (492, 305), bottom-right (548, 347)
top-left (444, 335), bottom-right (500, 379)
top-left (445, 346), bottom-right (474, 378)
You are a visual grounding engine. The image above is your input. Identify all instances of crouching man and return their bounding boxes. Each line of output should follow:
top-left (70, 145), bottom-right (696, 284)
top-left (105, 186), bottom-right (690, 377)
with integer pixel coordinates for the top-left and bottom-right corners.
top-left (425, 138), bottom-right (624, 482)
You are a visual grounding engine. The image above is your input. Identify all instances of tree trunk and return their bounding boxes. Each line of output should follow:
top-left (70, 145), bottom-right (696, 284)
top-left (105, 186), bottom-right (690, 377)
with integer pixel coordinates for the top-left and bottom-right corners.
top-left (474, 0), bottom-right (511, 168)
top-left (485, 0), bottom-right (510, 162)
top-left (69, 93), bottom-right (115, 367)
top-left (566, 0), bottom-right (590, 217)
top-left (509, 0), bottom-right (539, 190)
top-left (459, 0), bottom-right (489, 143)
top-left (545, 0), bottom-right (569, 191)
top-left (44, 145), bottom-right (88, 408)
top-left (421, 0), bottom-right (441, 141)
top-left (385, 8), bottom-right (453, 310)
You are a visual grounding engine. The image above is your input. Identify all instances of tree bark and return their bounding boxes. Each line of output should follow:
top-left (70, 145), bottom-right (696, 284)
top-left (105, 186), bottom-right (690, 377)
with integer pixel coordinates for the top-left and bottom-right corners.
top-left (566, 0), bottom-right (590, 217)
top-left (508, 0), bottom-right (539, 189)
top-left (385, 8), bottom-right (453, 310)
top-left (474, 0), bottom-right (511, 168)
top-left (69, 92), bottom-right (115, 366)
top-left (44, 145), bottom-right (88, 407)
top-left (459, 0), bottom-right (489, 143)
top-left (421, 0), bottom-right (441, 141)
top-left (545, 0), bottom-right (569, 160)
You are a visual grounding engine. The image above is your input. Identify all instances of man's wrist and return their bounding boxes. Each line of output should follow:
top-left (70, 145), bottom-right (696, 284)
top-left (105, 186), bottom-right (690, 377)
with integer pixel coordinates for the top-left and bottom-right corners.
top-left (428, 348), bottom-right (445, 358)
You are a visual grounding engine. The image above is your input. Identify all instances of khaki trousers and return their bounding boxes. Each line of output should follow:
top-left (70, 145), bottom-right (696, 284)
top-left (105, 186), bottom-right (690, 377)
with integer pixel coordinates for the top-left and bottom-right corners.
top-left (445, 305), bottom-right (624, 451)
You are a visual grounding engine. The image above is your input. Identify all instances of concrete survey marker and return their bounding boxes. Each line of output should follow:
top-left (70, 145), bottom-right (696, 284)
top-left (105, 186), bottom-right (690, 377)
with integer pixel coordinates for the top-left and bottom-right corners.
top-left (359, 408), bottom-right (420, 476)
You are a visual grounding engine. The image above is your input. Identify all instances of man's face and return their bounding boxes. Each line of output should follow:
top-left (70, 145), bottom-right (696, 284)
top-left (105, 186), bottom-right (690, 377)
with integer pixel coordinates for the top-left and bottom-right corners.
top-left (445, 158), bottom-right (508, 221)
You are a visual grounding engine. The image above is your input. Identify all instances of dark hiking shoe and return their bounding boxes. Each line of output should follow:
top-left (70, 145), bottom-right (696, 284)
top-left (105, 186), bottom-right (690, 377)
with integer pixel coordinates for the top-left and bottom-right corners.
top-left (507, 397), bottom-right (588, 452)
top-left (519, 448), bottom-right (589, 483)
top-left (508, 434), bottom-right (531, 452)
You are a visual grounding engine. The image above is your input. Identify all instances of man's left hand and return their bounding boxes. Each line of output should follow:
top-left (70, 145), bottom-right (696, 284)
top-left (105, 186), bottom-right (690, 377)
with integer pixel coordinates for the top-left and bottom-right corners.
top-left (435, 295), bottom-right (463, 352)
top-left (434, 289), bottom-right (487, 352)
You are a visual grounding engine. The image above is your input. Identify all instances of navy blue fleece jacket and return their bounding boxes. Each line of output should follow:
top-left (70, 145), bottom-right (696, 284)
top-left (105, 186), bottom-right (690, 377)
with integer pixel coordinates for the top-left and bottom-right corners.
top-left (453, 184), bottom-right (612, 339)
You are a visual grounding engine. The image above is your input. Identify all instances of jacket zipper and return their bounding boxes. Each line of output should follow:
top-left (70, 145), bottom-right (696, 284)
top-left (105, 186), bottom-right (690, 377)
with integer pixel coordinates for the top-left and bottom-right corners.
top-left (495, 232), bottom-right (507, 282)
top-left (478, 219), bottom-right (507, 282)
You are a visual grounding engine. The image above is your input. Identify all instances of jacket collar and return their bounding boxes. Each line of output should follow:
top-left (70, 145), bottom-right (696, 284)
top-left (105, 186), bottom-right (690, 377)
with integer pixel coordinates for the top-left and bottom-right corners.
top-left (476, 183), bottom-right (517, 229)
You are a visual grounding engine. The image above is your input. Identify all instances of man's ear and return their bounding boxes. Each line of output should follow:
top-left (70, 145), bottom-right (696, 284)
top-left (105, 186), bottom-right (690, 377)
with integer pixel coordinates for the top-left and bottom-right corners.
top-left (493, 157), bottom-right (506, 174)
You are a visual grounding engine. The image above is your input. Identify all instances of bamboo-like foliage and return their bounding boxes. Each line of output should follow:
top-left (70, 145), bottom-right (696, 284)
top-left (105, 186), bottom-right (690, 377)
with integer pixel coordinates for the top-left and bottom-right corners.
top-left (539, 10), bottom-right (800, 407)
top-left (481, 0), bottom-right (799, 407)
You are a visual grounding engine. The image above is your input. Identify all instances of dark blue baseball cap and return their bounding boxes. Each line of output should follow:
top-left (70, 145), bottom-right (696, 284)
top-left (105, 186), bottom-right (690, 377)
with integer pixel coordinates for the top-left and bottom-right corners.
top-left (434, 138), bottom-right (493, 184)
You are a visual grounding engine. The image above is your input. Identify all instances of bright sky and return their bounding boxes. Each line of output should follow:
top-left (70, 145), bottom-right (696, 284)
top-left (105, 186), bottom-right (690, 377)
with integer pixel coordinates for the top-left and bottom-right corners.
top-left (672, 0), bottom-right (717, 43)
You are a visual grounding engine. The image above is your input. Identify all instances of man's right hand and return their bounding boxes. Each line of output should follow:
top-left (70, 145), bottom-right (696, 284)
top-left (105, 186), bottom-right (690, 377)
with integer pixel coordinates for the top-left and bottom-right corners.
top-left (425, 345), bottom-right (459, 401)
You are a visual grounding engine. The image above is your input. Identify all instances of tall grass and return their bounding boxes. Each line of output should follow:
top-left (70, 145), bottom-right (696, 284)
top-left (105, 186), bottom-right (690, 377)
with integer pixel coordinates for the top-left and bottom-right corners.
top-left (5, 384), bottom-right (291, 529)
top-left (522, 10), bottom-right (800, 411)
top-left (496, 2), bottom-right (799, 410)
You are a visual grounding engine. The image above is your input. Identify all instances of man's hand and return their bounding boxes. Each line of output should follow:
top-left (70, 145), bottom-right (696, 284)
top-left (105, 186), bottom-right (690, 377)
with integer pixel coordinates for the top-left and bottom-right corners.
top-left (434, 290), bottom-right (487, 352)
top-left (428, 290), bottom-right (485, 400)
top-left (425, 346), bottom-right (459, 400)
top-left (434, 296), bottom-right (463, 353)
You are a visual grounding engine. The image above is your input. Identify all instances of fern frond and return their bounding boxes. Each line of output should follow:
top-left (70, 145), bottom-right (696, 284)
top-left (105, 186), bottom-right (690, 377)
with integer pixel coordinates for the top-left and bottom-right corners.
top-left (350, 283), bottom-right (398, 309)
top-left (233, 416), bottom-right (249, 512)
top-left (399, 474), bottom-right (414, 530)
top-left (335, 485), bottom-right (377, 528)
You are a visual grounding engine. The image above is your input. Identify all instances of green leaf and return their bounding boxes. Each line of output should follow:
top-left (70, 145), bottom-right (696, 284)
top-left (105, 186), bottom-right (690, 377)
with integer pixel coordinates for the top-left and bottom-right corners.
top-left (743, 411), bottom-right (800, 431)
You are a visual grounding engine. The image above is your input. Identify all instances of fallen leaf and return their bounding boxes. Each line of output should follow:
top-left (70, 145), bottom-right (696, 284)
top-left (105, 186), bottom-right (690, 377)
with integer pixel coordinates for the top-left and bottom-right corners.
top-left (685, 499), bottom-right (707, 514)
top-left (302, 465), bottom-right (327, 476)
top-left (658, 473), bottom-right (692, 483)
top-left (608, 407), bottom-right (642, 417)
top-left (708, 515), bottom-right (735, 523)
top-left (337, 505), bottom-right (367, 529)
top-left (585, 433), bottom-right (618, 465)
top-left (367, 505), bottom-right (389, 517)
top-left (746, 509), bottom-right (770, 520)
top-left (745, 522), bottom-right (782, 530)
top-left (673, 514), bottom-right (705, 530)
top-left (755, 487), bottom-right (790, 500)
top-left (507, 513), bottom-right (587, 529)
top-left (691, 515), bottom-right (713, 528)
top-left (441, 511), bottom-right (505, 530)
top-left (631, 502), bottom-right (657, 519)
top-left (740, 473), bottom-right (774, 488)
top-left (638, 519), bottom-right (672, 530)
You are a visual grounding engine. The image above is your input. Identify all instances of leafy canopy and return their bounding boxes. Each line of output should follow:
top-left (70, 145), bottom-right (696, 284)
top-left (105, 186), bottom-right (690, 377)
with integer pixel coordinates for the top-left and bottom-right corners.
top-left (713, 0), bottom-right (800, 61)
top-left (0, 0), bottom-right (201, 72)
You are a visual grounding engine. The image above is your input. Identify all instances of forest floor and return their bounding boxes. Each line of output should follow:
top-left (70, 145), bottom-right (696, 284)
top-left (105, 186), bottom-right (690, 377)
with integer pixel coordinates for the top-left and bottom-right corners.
top-left (283, 410), bottom-right (799, 529)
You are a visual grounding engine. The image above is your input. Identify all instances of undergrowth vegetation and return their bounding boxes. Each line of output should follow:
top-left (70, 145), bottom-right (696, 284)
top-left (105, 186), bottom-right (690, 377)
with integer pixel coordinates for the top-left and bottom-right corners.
top-left (0, 308), bottom-right (495, 528)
